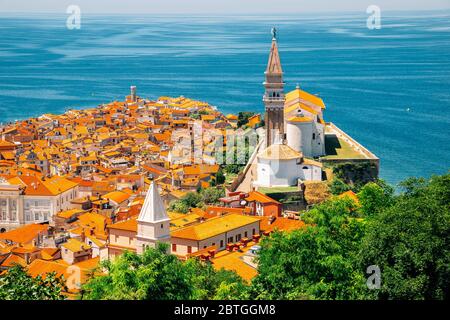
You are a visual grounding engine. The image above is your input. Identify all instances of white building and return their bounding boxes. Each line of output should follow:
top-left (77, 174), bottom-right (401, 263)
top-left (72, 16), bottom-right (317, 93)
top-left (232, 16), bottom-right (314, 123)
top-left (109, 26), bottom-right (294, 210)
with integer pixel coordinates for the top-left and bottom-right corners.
top-left (254, 31), bottom-right (323, 189)
top-left (135, 181), bottom-right (171, 254)
top-left (0, 175), bottom-right (79, 232)
top-left (284, 85), bottom-right (326, 158)
top-left (253, 141), bottom-right (322, 188)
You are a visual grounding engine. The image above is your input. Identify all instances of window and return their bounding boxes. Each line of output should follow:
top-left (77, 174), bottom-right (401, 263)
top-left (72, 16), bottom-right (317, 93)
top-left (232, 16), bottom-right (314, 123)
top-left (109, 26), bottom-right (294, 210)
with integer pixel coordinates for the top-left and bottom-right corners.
top-left (160, 224), bottom-right (163, 229)
top-left (313, 133), bottom-right (316, 140)
top-left (252, 228), bottom-right (256, 235)
top-left (236, 234), bottom-right (241, 242)
top-left (172, 243), bottom-right (177, 252)
top-left (203, 246), bottom-right (207, 249)
top-left (187, 246), bottom-right (192, 254)
top-left (220, 240), bottom-right (224, 248)
top-left (303, 166), bottom-right (309, 170)
top-left (227, 236), bottom-right (233, 243)
top-left (244, 231), bottom-right (248, 238)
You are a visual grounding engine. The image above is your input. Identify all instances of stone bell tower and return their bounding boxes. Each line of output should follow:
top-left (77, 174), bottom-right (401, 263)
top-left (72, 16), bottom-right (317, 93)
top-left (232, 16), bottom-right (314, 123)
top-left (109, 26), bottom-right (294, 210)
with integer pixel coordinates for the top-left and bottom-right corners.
top-left (264, 27), bottom-right (285, 147)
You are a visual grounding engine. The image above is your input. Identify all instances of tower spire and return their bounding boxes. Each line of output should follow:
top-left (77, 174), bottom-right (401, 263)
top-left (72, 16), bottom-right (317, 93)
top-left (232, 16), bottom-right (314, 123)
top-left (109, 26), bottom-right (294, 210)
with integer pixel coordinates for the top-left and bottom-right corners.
top-left (263, 27), bottom-right (285, 147)
top-left (138, 181), bottom-right (168, 223)
top-left (136, 181), bottom-right (171, 254)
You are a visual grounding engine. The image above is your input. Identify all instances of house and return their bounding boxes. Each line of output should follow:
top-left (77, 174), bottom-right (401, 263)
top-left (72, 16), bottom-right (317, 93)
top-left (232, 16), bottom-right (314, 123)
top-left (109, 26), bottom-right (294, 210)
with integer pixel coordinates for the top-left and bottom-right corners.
top-left (0, 175), bottom-right (79, 230)
top-left (61, 238), bottom-right (92, 264)
top-left (170, 214), bottom-right (260, 255)
top-left (245, 191), bottom-right (282, 217)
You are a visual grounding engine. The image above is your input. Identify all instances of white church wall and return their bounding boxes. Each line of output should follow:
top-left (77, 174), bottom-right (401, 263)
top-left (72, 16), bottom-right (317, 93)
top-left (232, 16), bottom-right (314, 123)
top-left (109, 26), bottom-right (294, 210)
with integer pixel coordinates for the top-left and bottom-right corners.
top-left (312, 122), bottom-right (325, 157)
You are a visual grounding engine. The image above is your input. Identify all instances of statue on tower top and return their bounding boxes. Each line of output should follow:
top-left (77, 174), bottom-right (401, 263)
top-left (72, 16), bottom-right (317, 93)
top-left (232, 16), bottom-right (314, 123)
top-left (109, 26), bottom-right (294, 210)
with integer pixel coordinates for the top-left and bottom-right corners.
top-left (271, 27), bottom-right (277, 40)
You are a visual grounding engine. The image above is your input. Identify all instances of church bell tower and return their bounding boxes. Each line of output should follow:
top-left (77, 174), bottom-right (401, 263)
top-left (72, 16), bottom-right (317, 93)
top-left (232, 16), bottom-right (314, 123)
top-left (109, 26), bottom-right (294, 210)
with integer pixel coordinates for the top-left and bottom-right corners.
top-left (264, 27), bottom-right (285, 147)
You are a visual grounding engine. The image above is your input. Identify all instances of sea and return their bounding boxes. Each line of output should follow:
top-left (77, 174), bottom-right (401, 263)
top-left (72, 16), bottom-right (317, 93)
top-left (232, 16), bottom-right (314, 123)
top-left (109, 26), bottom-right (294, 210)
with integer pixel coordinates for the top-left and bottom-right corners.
top-left (0, 11), bottom-right (449, 185)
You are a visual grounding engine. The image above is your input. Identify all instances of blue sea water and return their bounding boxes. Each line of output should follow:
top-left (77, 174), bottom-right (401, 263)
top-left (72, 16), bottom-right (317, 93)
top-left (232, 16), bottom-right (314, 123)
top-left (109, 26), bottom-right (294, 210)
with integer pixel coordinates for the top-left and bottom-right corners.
top-left (0, 11), bottom-right (449, 185)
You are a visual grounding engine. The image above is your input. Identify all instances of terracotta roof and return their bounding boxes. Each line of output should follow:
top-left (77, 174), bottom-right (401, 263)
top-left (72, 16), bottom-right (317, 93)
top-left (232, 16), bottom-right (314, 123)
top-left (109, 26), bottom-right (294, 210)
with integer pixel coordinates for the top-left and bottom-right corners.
top-left (107, 217), bottom-right (138, 232)
top-left (285, 88), bottom-right (325, 109)
top-left (245, 191), bottom-right (280, 204)
top-left (103, 190), bottom-right (130, 204)
top-left (62, 238), bottom-right (91, 253)
top-left (0, 254), bottom-right (26, 268)
top-left (171, 214), bottom-right (260, 241)
top-left (259, 216), bottom-right (306, 233)
top-left (0, 224), bottom-right (47, 244)
top-left (287, 116), bottom-right (313, 123)
top-left (7, 175), bottom-right (77, 196)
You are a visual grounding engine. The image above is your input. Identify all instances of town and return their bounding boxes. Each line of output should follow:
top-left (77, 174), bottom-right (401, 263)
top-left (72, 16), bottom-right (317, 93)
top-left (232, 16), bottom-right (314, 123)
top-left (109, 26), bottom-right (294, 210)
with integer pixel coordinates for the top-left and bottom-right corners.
top-left (0, 29), bottom-right (379, 296)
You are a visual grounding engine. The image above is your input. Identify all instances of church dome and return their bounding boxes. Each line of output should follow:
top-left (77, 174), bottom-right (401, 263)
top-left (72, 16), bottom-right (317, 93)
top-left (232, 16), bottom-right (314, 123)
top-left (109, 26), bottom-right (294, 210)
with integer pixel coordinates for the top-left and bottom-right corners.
top-left (258, 143), bottom-right (303, 160)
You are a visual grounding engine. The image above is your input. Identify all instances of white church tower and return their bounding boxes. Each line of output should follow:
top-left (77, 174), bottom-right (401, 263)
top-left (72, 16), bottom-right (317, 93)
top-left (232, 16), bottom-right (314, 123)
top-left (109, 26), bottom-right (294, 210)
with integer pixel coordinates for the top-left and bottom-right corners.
top-left (136, 181), bottom-right (171, 254)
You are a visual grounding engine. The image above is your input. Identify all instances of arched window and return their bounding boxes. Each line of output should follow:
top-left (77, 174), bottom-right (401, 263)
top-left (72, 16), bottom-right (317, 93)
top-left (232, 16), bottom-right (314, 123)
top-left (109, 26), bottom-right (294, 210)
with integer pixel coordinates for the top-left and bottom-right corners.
top-left (303, 166), bottom-right (309, 170)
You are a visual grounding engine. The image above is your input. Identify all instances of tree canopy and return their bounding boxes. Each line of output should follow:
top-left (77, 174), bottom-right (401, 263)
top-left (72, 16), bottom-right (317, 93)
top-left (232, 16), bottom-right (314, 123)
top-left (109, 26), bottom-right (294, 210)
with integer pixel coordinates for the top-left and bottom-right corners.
top-left (81, 243), bottom-right (248, 300)
top-left (0, 264), bottom-right (66, 300)
top-left (250, 173), bottom-right (449, 300)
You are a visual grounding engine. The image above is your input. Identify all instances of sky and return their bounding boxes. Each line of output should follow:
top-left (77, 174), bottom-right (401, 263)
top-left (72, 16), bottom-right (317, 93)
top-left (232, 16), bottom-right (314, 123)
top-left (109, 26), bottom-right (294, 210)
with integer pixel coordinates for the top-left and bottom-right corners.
top-left (1, 0), bottom-right (450, 14)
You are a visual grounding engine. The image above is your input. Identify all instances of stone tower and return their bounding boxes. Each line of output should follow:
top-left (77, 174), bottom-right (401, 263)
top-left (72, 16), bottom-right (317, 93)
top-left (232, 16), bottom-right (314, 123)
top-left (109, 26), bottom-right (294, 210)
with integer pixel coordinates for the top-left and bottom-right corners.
top-left (264, 27), bottom-right (285, 147)
top-left (136, 181), bottom-right (170, 254)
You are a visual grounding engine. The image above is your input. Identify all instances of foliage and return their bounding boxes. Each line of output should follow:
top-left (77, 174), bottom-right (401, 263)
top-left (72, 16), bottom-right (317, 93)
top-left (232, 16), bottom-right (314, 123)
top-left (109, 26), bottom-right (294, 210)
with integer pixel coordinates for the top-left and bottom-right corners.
top-left (168, 186), bottom-right (225, 213)
top-left (237, 111), bottom-right (256, 127)
top-left (214, 168), bottom-right (226, 185)
top-left (0, 264), bottom-right (66, 300)
top-left (168, 199), bottom-right (190, 213)
top-left (359, 174), bottom-right (450, 299)
top-left (329, 177), bottom-right (351, 195)
top-left (332, 162), bottom-right (378, 188)
top-left (357, 180), bottom-right (394, 218)
top-left (81, 243), bottom-right (249, 300)
top-left (250, 173), bottom-right (450, 300)
top-left (250, 198), bottom-right (367, 299)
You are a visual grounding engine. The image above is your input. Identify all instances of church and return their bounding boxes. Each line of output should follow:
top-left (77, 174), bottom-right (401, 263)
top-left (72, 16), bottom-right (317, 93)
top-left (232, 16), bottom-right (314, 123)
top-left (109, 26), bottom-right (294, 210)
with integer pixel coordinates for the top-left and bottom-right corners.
top-left (254, 28), bottom-right (324, 189)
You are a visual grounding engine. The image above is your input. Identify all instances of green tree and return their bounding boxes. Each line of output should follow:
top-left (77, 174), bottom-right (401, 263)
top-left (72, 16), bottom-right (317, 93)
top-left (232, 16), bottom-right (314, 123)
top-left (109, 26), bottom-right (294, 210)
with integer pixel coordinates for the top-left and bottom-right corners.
top-left (168, 187), bottom-right (225, 213)
top-left (250, 198), bottom-right (367, 300)
top-left (0, 264), bottom-right (66, 300)
top-left (82, 243), bottom-right (249, 300)
top-left (200, 187), bottom-right (225, 205)
top-left (357, 180), bottom-right (394, 218)
top-left (237, 112), bottom-right (256, 127)
top-left (168, 199), bottom-right (190, 213)
top-left (215, 168), bottom-right (226, 185)
top-left (329, 177), bottom-right (351, 195)
top-left (359, 174), bottom-right (450, 300)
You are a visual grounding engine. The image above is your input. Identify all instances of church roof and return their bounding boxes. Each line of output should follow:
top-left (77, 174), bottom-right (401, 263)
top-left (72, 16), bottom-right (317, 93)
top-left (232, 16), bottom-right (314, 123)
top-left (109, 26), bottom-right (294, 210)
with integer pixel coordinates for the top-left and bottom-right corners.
top-left (287, 116), bottom-right (314, 123)
top-left (285, 88), bottom-right (325, 109)
top-left (258, 143), bottom-right (302, 160)
top-left (137, 181), bottom-right (169, 223)
top-left (266, 39), bottom-right (283, 75)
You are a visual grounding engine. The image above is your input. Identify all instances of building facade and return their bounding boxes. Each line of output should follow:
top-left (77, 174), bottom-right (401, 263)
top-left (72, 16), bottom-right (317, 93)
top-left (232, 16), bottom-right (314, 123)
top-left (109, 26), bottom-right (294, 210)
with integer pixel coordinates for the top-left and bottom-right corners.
top-left (0, 176), bottom-right (79, 232)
